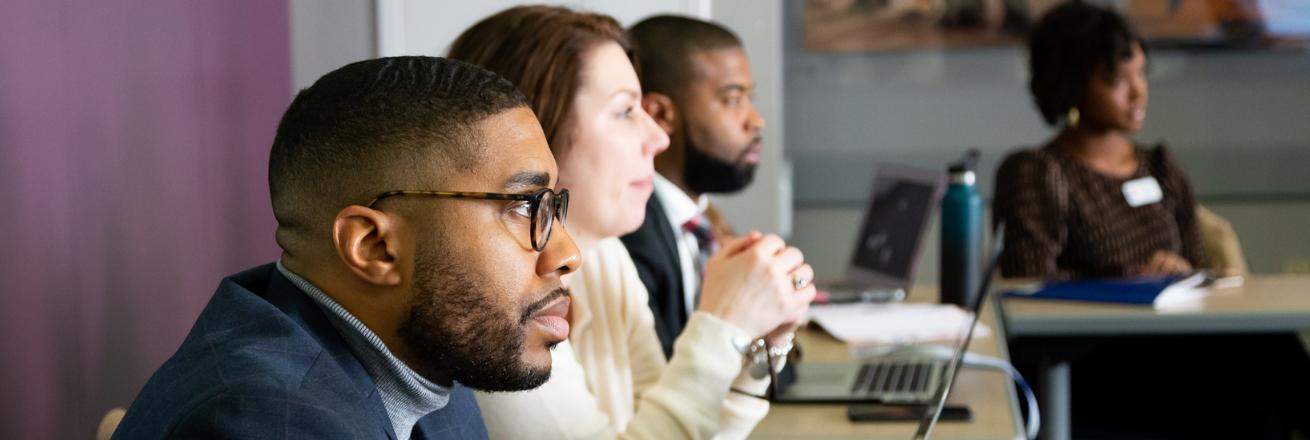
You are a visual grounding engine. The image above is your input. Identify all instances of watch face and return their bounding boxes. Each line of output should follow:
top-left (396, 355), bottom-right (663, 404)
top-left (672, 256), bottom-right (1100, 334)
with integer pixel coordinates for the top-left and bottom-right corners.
top-left (749, 356), bottom-right (772, 379)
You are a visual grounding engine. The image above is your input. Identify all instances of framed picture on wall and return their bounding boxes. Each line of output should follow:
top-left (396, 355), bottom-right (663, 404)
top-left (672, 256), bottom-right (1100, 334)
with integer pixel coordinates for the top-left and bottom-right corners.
top-left (803, 0), bottom-right (1310, 52)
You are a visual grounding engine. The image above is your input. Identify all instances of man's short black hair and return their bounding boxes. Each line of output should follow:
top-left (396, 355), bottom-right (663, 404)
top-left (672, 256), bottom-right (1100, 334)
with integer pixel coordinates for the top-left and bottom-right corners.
top-left (629, 15), bottom-right (743, 98)
top-left (1028, 1), bottom-right (1146, 126)
top-left (268, 56), bottom-right (527, 255)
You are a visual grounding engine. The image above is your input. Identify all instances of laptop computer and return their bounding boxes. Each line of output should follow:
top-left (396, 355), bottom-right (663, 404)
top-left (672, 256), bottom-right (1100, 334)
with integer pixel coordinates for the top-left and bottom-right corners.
top-left (821, 163), bottom-right (947, 303)
top-left (769, 225), bottom-right (1004, 408)
top-left (912, 225), bottom-right (1004, 439)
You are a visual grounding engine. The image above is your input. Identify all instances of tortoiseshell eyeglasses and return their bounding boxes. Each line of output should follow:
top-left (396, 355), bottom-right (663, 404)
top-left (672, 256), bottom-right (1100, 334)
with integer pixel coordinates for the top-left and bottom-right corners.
top-left (366, 187), bottom-right (569, 252)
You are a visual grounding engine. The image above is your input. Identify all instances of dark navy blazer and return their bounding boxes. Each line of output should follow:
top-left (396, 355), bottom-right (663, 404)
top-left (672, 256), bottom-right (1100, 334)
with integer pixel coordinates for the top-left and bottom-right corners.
top-left (112, 263), bottom-right (488, 440)
top-left (619, 195), bottom-right (688, 359)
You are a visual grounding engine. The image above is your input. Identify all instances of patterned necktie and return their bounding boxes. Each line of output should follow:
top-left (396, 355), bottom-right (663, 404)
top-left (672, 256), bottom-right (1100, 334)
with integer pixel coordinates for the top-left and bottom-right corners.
top-left (682, 213), bottom-right (719, 306)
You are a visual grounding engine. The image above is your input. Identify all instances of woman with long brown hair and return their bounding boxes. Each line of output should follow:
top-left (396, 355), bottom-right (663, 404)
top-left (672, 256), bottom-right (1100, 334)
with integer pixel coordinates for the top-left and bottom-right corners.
top-left (448, 6), bottom-right (813, 439)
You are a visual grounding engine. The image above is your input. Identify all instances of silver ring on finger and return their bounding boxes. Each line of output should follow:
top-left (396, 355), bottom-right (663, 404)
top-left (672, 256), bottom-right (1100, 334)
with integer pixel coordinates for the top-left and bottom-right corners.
top-left (792, 272), bottom-right (810, 290)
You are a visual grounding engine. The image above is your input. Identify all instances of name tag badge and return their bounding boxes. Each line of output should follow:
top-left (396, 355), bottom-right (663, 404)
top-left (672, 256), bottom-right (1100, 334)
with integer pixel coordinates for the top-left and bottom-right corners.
top-left (1122, 176), bottom-right (1163, 207)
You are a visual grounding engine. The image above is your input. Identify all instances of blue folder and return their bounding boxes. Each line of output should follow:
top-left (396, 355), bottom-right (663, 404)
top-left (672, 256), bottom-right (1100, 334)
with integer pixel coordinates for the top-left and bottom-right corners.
top-left (1003, 275), bottom-right (1188, 305)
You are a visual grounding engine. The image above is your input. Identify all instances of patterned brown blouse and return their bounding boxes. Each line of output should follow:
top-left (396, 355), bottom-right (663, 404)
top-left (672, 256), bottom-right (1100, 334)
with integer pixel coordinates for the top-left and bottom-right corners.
top-left (992, 143), bottom-right (1207, 279)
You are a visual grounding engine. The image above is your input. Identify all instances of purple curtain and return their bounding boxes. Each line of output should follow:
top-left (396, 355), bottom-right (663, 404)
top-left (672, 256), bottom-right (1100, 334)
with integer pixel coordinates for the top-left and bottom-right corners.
top-left (0, 1), bottom-right (288, 438)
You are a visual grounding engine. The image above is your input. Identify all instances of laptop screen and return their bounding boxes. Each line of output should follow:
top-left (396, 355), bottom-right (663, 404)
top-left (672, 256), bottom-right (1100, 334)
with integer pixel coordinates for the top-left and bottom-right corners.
top-left (850, 166), bottom-right (943, 283)
top-left (913, 224), bottom-right (1005, 440)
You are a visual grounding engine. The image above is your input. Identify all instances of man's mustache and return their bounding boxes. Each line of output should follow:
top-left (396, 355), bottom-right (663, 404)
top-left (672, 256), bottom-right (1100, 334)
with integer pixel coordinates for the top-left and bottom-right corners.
top-left (733, 136), bottom-right (764, 165)
top-left (519, 287), bottom-right (571, 324)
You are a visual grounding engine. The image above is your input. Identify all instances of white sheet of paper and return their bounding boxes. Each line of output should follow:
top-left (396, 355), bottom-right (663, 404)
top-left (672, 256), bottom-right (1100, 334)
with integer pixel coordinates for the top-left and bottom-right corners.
top-left (1154, 272), bottom-right (1211, 312)
top-left (808, 303), bottom-right (990, 347)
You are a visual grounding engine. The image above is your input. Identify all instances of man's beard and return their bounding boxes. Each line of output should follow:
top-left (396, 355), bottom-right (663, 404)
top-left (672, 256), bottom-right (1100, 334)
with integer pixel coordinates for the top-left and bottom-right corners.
top-left (682, 127), bottom-right (759, 195)
top-left (397, 243), bottom-right (565, 392)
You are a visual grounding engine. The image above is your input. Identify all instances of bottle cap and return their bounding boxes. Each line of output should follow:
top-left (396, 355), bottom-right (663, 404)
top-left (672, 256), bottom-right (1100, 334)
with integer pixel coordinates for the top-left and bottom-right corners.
top-left (949, 149), bottom-right (981, 175)
top-left (951, 171), bottom-right (976, 185)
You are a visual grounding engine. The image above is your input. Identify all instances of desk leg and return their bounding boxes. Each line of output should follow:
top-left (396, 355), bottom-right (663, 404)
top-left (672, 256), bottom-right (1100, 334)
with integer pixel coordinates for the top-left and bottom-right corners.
top-left (1039, 360), bottom-right (1071, 440)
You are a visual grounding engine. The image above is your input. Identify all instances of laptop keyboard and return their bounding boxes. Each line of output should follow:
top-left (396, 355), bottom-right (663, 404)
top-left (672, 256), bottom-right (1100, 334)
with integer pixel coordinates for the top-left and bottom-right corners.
top-left (851, 359), bottom-right (940, 397)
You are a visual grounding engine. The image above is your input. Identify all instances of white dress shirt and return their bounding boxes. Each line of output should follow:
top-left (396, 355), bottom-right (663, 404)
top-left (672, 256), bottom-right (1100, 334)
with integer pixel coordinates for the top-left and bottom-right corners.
top-left (651, 175), bottom-right (710, 317)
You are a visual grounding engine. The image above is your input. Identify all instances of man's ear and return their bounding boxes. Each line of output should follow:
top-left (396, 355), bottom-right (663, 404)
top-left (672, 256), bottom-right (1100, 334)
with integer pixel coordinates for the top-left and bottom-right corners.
top-left (642, 92), bottom-right (677, 135)
top-left (332, 205), bottom-right (403, 287)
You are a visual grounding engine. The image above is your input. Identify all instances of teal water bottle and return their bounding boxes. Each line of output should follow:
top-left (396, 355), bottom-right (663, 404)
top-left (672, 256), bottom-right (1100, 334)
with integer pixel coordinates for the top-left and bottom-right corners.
top-left (940, 150), bottom-right (983, 309)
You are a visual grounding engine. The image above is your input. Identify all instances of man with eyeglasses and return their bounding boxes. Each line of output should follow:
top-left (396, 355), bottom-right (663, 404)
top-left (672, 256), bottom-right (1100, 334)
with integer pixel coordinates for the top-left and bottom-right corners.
top-left (113, 57), bottom-right (580, 440)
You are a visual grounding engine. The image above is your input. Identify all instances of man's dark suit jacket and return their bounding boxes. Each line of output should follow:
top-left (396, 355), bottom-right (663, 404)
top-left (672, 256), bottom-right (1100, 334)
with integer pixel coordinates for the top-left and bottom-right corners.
top-left (620, 196), bottom-right (688, 359)
top-left (112, 263), bottom-right (488, 440)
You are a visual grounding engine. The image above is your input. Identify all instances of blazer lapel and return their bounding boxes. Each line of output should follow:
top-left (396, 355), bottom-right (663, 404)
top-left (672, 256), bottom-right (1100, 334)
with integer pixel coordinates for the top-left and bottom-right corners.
top-left (646, 194), bottom-right (686, 298)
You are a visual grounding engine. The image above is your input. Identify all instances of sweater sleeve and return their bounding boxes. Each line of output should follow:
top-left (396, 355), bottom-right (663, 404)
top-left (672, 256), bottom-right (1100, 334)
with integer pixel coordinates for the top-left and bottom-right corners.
top-left (993, 149), bottom-right (1073, 279)
top-left (623, 312), bottom-right (757, 440)
top-left (1151, 144), bottom-right (1209, 269)
top-left (475, 317), bottom-right (759, 440)
top-left (617, 239), bottom-right (766, 440)
top-left (718, 365), bottom-right (771, 439)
